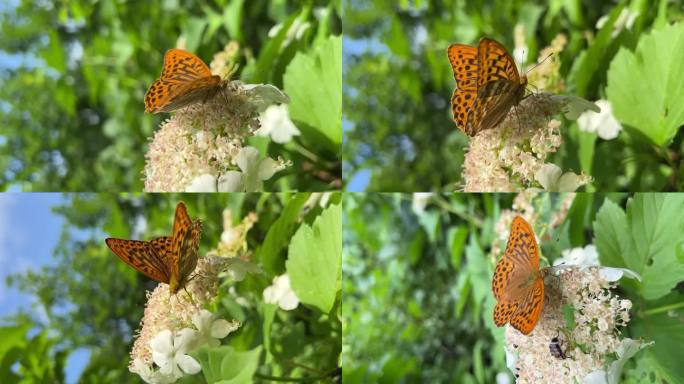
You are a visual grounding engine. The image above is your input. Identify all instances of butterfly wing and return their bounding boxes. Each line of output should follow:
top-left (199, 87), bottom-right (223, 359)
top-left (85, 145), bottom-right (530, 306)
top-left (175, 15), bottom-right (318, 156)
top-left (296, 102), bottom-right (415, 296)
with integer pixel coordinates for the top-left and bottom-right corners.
top-left (144, 49), bottom-right (221, 113)
top-left (492, 216), bottom-right (543, 333)
top-left (105, 238), bottom-right (171, 284)
top-left (477, 38), bottom-right (521, 86)
top-left (466, 38), bottom-right (526, 134)
top-left (447, 44), bottom-right (479, 133)
top-left (509, 277), bottom-right (544, 335)
top-left (161, 49), bottom-right (213, 81)
top-left (178, 220), bottom-right (202, 286)
top-left (493, 299), bottom-right (519, 327)
top-left (155, 77), bottom-right (223, 113)
top-left (469, 79), bottom-right (526, 133)
top-left (168, 202), bottom-right (201, 293)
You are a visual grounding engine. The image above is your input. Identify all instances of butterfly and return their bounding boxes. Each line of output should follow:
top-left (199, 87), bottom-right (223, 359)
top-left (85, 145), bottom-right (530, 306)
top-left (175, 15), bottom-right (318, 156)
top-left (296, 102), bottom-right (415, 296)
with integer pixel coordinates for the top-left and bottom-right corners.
top-left (492, 216), bottom-right (546, 335)
top-left (447, 38), bottom-right (527, 136)
top-left (144, 49), bottom-right (224, 113)
top-left (105, 202), bottom-right (202, 294)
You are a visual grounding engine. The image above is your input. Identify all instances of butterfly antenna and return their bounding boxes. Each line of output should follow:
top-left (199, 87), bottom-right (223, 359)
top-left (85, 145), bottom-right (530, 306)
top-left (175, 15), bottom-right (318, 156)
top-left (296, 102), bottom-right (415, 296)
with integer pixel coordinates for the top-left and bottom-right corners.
top-left (525, 52), bottom-right (554, 76)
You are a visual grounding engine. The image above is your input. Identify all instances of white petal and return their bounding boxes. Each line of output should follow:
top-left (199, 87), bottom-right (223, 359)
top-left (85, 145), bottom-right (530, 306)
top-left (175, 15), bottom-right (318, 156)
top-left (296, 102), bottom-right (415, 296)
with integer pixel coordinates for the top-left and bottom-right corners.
top-left (496, 372), bottom-right (511, 384)
top-left (175, 328), bottom-right (198, 353)
top-left (210, 318), bottom-right (235, 339)
top-left (150, 330), bottom-right (174, 353)
top-left (535, 163), bottom-right (562, 191)
top-left (600, 267), bottom-right (642, 282)
top-left (279, 290), bottom-right (300, 310)
top-left (236, 147), bottom-right (261, 174)
top-left (411, 193), bottom-right (433, 214)
top-left (152, 351), bottom-right (174, 376)
top-left (584, 370), bottom-right (608, 384)
top-left (257, 157), bottom-right (280, 181)
top-left (504, 346), bottom-right (518, 373)
top-left (217, 171), bottom-right (244, 192)
top-left (176, 354), bottom-right (202, 375)
top-left (263, 285), bottom-right (278, 304)
top-left (185, 174), bottom-right (217, 192)
top-left (257, 104), bottom-right (300, 144)
top-left (192, 310), bottom-right (214, 333)
top-left (557, 171), bottom-right (583, 192)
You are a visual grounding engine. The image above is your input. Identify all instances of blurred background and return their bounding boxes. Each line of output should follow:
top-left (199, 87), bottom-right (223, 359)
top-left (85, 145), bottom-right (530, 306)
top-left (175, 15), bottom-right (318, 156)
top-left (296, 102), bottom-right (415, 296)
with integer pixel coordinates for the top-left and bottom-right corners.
top-left (342, 192), bottom-right (684, 382)
top-left (343, 0), bottom-right (684, 192)
top-left (0, 193), bottom-right (341, 382)
top-left (0, 0), bottom-right (341, 192)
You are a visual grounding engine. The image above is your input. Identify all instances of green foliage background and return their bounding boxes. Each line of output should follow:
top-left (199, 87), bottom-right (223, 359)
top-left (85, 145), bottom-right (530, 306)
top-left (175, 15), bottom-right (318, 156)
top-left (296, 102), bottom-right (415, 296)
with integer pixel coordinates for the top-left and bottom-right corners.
top-left (0, 193), bottom-right (341, 383)
top-left (0, 0), bottom-right (342, 192)
top-left (342, 192), bottom-right (684, 383)
top-left (343, 0), bottom-right (684, 191)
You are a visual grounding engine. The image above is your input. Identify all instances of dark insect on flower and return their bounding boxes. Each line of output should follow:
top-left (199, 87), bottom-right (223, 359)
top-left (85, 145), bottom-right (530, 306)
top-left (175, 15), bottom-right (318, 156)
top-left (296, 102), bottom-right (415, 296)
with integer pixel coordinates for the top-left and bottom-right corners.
top-left (549, 336), bottom-right (567, 359)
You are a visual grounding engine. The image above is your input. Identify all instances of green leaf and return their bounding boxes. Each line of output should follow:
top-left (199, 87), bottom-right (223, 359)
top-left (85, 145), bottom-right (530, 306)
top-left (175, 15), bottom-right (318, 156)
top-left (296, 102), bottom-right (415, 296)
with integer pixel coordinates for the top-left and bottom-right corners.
top-left (195, 345), bottom-right (262, 384)
top-left (43, 30), bottom-right (66, 73)
top-left (284, 35), bottom-right (342, 148)
top-left (286, 203), bottom-right (341, 313)
top-left (448, 226), bottom-right (468, 270)
top-left (606, 23), bottom-right (684, 146)
top-left (256, 193), bottom-right (310, 275)
top-left (594, 199), bottom-right (638, 270)
top-left (594, 194), bottom-right (684, 300)
top-left (261, 303), bottom-right (277, 356)
top-left (630, 305), bottom-right (684, 383)
top-left (567, 3), bottom-right (625, 97)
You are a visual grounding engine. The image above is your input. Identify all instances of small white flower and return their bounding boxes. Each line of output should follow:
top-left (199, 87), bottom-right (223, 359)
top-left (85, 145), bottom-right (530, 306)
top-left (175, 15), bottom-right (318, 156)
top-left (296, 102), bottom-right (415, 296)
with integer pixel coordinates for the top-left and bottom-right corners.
top-left (496, 372), bottom-right (511, 384)
top-left (577, 99), bottom-right (622, 140)
top-left (130, 358), bottom-right (178, 384)
top-left (268, 18), bottom-right (310, 45)
top-left (555, 244), bottom-right (600, 266)
top-left (553, 245), bottom-right (642, 282)
top-left (263, 274), bottom-right (299, 310)
top-left (411, 193), bottom-right (433, 214)
top-left (150, 330), bottom-right (201, 379)
top-left (191, 310), bottom-right (240, 349)
top-left (256, 104), bottom-right (300, 143)
top-left (217, 147), bottom-right (286, 192)
top-left (185, 174), bottom-right (217, 192)
top-left (504, 346), bottom-right (518, 373)
top-left (535, 163), bottom-right (585, 192)
top-left (596, 9), bottom-right (639, 37)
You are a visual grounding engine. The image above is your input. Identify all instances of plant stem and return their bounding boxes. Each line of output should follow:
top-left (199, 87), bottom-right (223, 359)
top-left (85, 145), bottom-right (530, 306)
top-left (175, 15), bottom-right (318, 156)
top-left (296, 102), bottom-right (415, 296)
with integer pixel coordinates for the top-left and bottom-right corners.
top-left (643, 301), bottom-right (684, 316)
top-left (253, 368), bottom-right (338, 382)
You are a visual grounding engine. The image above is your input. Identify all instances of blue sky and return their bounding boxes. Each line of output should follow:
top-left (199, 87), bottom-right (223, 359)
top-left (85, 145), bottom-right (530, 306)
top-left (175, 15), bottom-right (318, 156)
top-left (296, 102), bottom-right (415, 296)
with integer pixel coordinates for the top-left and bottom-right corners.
top-left (0, 194), bottom-right (88, 383)
top-left (343, 35), bottom-right (386, 192)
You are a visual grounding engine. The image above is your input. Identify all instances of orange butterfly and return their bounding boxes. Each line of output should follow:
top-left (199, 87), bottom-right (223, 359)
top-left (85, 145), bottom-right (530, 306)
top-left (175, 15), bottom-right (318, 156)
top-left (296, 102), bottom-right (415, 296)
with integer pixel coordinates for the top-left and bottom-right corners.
top-left (492, 216), bottom-right (546, 335)
top-left (447, 38), bottom-right (527, 136)
top-left (105, 202), bottom-right (202, 294)
top-left (144, 49), bottom-right (224, 113)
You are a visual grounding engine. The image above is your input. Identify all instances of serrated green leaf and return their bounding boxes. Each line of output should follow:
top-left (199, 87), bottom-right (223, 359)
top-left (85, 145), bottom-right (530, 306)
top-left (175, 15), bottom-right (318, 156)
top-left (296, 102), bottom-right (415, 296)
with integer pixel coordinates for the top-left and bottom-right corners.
top-left (606, 23), bottom-right (684, 145)
top-left (284, 35), bottom-right (342, 147)
top-left (594, 199), bottom-right (638, 269)
top-left (195, 345), bottom-right (262, 384)
top-left (594, 194), bottom-right (684, 300)
top-left (286, 203), bottom-right (341, 313)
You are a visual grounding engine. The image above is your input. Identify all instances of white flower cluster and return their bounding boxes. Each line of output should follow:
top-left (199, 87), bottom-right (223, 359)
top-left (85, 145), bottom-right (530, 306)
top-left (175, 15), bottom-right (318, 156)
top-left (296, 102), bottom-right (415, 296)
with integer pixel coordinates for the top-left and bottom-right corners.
top-left (263, 274), bottom-right (300, 311)
top-left (503, 246), bottom-right (648, 384)
top-left (131, 310), bottom-right (239, 384)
